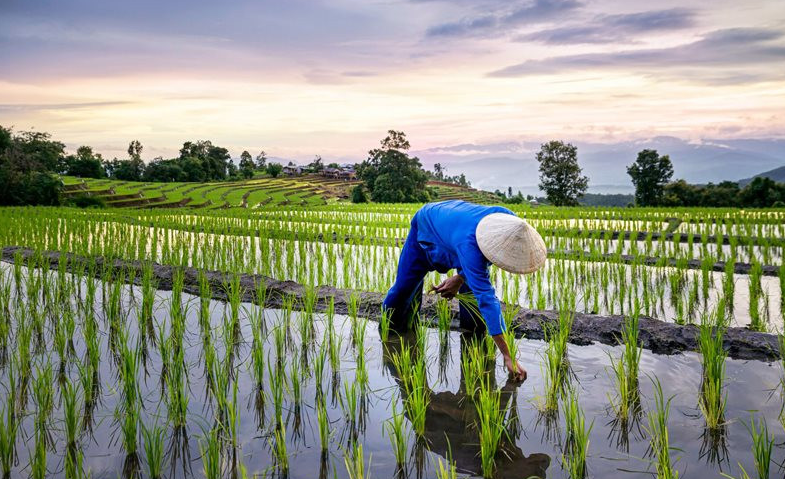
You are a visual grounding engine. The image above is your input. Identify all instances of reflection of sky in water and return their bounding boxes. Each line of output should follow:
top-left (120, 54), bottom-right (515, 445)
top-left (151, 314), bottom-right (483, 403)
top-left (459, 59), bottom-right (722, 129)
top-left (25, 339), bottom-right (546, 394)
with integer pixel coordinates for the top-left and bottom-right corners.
top-left (0, 265), bottom-right (784, 478)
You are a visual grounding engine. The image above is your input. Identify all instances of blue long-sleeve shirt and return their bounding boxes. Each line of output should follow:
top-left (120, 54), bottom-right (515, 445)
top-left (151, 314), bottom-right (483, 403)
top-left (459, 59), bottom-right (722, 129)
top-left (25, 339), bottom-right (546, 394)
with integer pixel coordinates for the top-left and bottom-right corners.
top-left (413, 200), bottom-right (515, 336)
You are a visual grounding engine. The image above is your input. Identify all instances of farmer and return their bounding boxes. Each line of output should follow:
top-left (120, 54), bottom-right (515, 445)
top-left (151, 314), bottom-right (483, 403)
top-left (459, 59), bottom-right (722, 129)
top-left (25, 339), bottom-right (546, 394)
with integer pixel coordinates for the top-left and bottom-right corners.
top-left (382, 199), bottom-right (546, 381)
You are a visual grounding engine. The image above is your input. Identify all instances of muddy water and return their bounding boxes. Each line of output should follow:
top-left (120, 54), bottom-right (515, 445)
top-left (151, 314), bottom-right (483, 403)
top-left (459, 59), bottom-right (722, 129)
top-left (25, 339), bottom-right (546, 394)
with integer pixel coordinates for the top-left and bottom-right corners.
top-left (2, 267), bottom-right (785, 478)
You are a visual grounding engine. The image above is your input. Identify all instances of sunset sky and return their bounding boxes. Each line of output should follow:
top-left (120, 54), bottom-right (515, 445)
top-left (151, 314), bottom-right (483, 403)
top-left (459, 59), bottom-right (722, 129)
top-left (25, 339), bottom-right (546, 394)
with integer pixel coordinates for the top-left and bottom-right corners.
top-left (1, 0), bottom-right (784, 162)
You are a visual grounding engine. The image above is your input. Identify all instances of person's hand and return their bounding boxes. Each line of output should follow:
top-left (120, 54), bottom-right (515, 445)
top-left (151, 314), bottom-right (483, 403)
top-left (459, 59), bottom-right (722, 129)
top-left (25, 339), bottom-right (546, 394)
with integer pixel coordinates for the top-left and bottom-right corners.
top-left (504, 355), bottom-right (527, 382)
top-left (429, 275), bottom-right (464, 299)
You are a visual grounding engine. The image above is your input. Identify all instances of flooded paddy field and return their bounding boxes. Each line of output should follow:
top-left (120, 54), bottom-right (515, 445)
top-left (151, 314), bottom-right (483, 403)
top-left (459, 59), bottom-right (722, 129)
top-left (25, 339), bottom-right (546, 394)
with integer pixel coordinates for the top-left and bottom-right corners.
top-left (1, 204), bottom-right (784, 479)
top-left (1, 261), bottom-right (784, 479)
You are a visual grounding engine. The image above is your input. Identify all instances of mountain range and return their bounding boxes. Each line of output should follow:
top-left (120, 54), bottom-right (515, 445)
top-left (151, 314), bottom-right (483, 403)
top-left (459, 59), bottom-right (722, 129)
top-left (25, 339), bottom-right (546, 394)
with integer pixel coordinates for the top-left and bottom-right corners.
top-left (411, 136), bottom-right (785, 196)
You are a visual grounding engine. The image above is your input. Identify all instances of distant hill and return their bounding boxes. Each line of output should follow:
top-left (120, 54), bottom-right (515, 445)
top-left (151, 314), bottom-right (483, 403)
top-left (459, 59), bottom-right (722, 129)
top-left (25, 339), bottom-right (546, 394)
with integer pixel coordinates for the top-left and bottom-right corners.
top-left (413, 136), bottom-right (785, 195)
top-left (738, 165), bottom-right (785, 187)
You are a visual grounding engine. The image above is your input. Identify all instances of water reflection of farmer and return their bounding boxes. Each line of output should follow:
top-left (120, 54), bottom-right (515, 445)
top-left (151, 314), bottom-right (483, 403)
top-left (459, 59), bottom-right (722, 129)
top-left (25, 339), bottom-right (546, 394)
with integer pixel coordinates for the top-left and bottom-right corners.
top-left (383, 333), bottom-right (551, 478)
top-left (383, 200), bottom-right (547, 380)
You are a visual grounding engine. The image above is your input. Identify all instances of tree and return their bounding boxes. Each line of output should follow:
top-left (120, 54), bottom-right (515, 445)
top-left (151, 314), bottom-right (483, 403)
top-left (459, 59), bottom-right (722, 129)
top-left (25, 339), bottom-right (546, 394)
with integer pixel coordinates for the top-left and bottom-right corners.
top-left (106, 140), bottom-right (145, 180)
top-left (308, 155), bottom-right (324, 172)
top-left (239, 150), bottom-right (255, 179)
top-left (507, 186), bottom-right (513, 198)
top-left (536, 141), bottom-right (588, 206)
top-left (351, 184), bottom-right (368, 203)
top-left (255, 150), bottom-right (267, 170)
top-left (266, 162), bottom-right (283, 178)
top-left (0, 126), bottom-right (63, 206)
top-left (627, 149), bottom-right (674, 206)
top-left (356, 130), bottom-right (429, 203)
top-left (65, 146), bottom-right (106, 178)
top-left (227, 159), bottom-right (238, 179)
top-left (178, 140), bottom-right (230, 180)
top-left (433, 163), bottom-right (444, 180)
top-left (739, 177), bottom-right (784, 208)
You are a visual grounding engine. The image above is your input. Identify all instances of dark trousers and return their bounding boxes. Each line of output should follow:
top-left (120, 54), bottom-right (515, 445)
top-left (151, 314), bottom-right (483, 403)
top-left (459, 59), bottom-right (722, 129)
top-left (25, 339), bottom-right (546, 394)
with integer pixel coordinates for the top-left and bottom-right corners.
top-left (382, 218), bottom-right (485, 334)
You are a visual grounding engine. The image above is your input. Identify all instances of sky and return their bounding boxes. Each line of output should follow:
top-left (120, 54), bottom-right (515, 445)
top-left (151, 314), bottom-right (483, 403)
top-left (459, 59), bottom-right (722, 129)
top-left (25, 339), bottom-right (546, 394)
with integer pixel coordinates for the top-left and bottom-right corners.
top-left (1, 0), bottom-right (784, 163)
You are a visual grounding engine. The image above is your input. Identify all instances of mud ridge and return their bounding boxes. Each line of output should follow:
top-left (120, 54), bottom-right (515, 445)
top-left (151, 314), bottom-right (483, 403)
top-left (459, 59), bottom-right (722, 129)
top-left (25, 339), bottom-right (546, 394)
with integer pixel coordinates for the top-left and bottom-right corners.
top-left (1, 246), bottom-right (780, 362)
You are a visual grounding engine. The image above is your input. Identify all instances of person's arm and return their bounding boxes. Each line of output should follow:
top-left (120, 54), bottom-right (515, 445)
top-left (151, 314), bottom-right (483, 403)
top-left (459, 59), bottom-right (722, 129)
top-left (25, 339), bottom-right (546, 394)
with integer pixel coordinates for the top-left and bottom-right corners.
top-left (458, 244), bottom-right (526, 381)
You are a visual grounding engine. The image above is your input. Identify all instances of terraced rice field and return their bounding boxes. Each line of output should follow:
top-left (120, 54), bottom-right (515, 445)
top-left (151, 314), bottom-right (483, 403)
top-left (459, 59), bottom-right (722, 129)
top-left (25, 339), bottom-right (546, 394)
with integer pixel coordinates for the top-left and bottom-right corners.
top-left (0, 203), bottom-right (784, 478)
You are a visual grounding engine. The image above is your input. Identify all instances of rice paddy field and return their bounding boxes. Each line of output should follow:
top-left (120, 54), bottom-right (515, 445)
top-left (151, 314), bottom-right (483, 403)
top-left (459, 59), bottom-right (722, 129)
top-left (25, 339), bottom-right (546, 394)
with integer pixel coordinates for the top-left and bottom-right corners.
top-left (0, 203), bottom-right (784, 479)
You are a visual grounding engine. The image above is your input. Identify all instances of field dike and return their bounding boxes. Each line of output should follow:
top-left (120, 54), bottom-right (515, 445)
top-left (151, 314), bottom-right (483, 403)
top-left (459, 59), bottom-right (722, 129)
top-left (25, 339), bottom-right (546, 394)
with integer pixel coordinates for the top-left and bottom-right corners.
top-left (2, 245), bottom-right (780, 361)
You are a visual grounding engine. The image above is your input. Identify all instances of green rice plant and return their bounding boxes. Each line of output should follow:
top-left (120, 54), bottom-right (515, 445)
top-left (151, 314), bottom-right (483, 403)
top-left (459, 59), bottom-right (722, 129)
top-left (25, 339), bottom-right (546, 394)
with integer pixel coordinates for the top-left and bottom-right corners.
top-left (316, 397), bottom-right (331, 453)
top-left (475, 385), bottom-right (509, 478)
top-left (435, 298), bottom-right (452, 333)
top-left (461, 339), bottom-right (484, 398)
top-left (340, 380), bottom-right (360, 430)
top-left (200, 426), bottom-right (223, 479)
top-left (344, 441), bottom-right (371, 479)
top-left (407, 354), bottom-right (431, 437)
top-left (62, 378), bottom-right (81, 451)
top-left (434, 444), bottom-right (458, 479)
top-left (379, 306), bottom-right (392, 342)
top-left (355, 317), bottom-right (369, 390)
top-left (561, 387), bottom-right (593, 479)
top-left (270, 423), bottom-right (289, 474)
top-left (384, 397), bottom-right (410, 466)
top-left (734, 415), bottom-right (773, 479)
top-left (273, 324), bottom-right (287, 366)
top-left (30, 427), bottom-right (47, 479)
top-left (64, 448), bottom-right (85, 479)
top-left (329, 328), bottom-right (343, 373)
top-left (539, 319), bottom-right (571, 414)
top-left (0, 398), bottom-right (18, 477)
top-left (698, 312), bottom-right (727, 431)
top-left (644, 376), bottom-right (679, 479)
top-left (314, 338), bottom-right (328, 399)
top-left (32, 359), bottom-right (54, 444)
top-left (268, 357), bottom-right (286, 429)
top-left (288, 353), bottom-right (304, 408)
top-left (141, 419), bottom-right (167, 479)
top-left (348, 291), bottom-right (361, 321)
top-left (748, 261), bottom-right (764, 331)
top-left (503, 328), bottom-right (520, 375)
top-left (608, 302), bottom-right (642, 422)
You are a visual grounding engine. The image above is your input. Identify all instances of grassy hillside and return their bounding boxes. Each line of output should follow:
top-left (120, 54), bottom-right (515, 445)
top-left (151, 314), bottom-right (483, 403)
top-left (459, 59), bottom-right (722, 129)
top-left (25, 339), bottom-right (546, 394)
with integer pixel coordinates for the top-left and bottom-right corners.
top-left (60, 174), bottom-right (360, 209)
top-left (60, 175), bottom-right (503, 209)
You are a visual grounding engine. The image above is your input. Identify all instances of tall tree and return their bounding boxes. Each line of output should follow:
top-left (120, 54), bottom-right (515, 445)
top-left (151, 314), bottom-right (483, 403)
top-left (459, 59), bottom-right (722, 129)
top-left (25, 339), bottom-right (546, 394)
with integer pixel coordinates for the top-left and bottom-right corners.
top-left (357, 130), bottom-right (429, 203)
top-left (0, 126), bottom-right (63, 206)
top-left (65, 146), bottom-right (106, 178)
top-left (255, 150), bottom-right (267, 170)
top-left (308, 155), bottom-right (324, 172)
top-left (239, 150), bottom-right (255, 179)
top-left (536, 141), bottom-right (588, 206)
top-left (627, 149), bottom-right (674, 206)
top-left (266, 162), bottom-right (283, 178)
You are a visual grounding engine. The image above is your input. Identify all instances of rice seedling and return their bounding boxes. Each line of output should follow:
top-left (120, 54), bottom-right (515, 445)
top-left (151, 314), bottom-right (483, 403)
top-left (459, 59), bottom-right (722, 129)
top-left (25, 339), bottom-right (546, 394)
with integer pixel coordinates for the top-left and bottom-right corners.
top-left (435, 297), bottom-right (452, 333)
top-left (344, 441), bottom-right (371, 479)
top-left (141, 419), bottom-right (167, 479)
top-left (698, 310), bottom-right (727, 432)
top-left (268, 356), bottom-right (286, 429)
top-left (200, 426), bottom-right (223, 479)
top-left (30, 427), bottom-right (47, 479)
top-left (562, 387), bottom-right (593, 479)
top-left (314, 337), bottom-right (328, 399)
top-left (475, 385), bottom-right (509, 478)
top-left (316, 397), bottom-right (331, 453)
top-left (384, 397), bottom-right (410, 466)
top-left (645, 376), bottom-right (679, 479)
top-left (503, 328), bottom-right (520, 375)
top-left (62, 378), bottom-right (82, 451)
top-left (732, 415), bottom-right (773, 479)
top-left (270, 423), bottom-right (289, 474)
top-left (0, 399), bottom-right (17, 478)
top-left (379, 306), bottom-right (392, 342)
top-left (434, 445), bottom-right (458, 479)
top-left (608, 302), bottom-right (642, 423)
top-left (340, 380), bottom-right (361, 432)
top-left (289, 352), bottom-right (304, 408)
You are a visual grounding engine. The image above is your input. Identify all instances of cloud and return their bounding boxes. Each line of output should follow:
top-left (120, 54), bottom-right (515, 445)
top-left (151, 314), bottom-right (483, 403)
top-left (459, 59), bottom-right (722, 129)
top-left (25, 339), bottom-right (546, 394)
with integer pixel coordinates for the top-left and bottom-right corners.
top-left (517, 8), bottom-right (697, 44)
top-left (488, 28), bottom-right (785, 83)
top-left (0, 101), bottom-right (133, 112)
top-left (425, 0), bottom-right (582, 38)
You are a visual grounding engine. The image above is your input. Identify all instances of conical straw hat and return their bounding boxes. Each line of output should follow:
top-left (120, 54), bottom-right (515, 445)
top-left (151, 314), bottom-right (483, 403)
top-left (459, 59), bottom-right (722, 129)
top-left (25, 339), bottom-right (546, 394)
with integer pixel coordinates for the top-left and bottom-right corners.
top-left (475, 213), bottom-right (546, 274)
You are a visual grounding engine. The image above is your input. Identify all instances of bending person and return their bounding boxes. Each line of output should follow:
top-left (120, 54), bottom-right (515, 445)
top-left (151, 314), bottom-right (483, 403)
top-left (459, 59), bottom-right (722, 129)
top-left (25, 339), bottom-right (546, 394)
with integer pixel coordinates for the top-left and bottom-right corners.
top-left (382, 200), bottom-right (546, 381)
